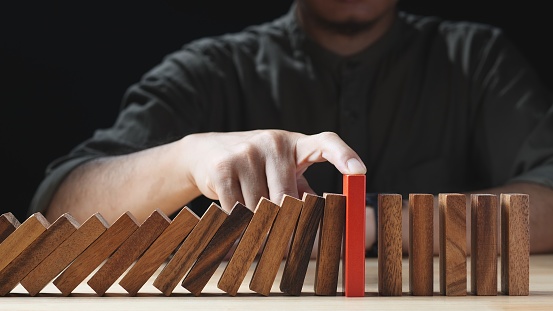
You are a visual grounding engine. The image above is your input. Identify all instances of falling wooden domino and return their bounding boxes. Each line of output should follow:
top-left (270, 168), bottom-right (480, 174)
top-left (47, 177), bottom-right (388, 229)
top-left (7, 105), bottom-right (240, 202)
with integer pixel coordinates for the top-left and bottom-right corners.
top-left (439, 193), bottom-right (467, 296)
top-left (409, 193), bottom-right (434, 296)
top-left (87, 209), bottom-right (171, 296)
top-left (53, 211), bottom-right (140, 296)
top-left (471, 194), bottom-right (498, 296)
top-left (21, 213), bottom-right (109, 296)
top-left (280, 193), bottom-right (325, 296)
top-left (0, 212), bottom-right (20, 243)
top-left (153, 203), bottom-right (227, 296)
top-left (182, 202), bottom-right (253, 296)
top-left (342, 174), bottom-right (366, 297)
top-left (314, 193), bottom-right (346, 296)
top-left (249, 195), bottom-right (303, 296)
top-left (0, 213), bottom-right (79, 296)
top-left (378, 193), bottom-right (402, 296)
top-left (501, 193), bottom-right (530, 296)
top-left (218, 198), bottom-right (279, 296)
top-left (119, 207), bottom-right (199, 296)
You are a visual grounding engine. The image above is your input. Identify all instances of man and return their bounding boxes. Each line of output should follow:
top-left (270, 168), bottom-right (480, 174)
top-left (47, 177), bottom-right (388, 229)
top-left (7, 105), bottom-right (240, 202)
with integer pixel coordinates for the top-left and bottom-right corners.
top-left (30, 0), bottom-right (553, 254)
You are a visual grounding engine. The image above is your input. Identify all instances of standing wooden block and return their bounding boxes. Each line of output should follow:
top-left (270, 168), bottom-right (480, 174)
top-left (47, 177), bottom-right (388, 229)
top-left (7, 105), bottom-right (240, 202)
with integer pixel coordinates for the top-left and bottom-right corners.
top-left (119, 207), bottom-right (199, 296)
top-left (218, 198), bottom-right (279, 296)
top-left (249, 195), bottom-right (303, 296)
top-left (0, 212), bottom-right (20, 243)
top-left (314, 193), bottom-right (346, 296)
top-left (0, 213), bottom-right (49, 273)
top-left (501, 193), bottom-right (530, 296)
top-left (342, 174), bottom-right (365, 297)
top-left (439, 193), bottom-right (467, 296)
top-left (378, 193), bottom-right (403, 296)
top-left (21, 213), bottom-right (109, 296)
top-left (409, 193), bottom-right (434, 296)
top-left (153, 203), bottom-right (228, 296)
top-left (182, 202), bottom-right (253, 296)
top-left (280, 193), bottom-right (325, 296)
top-left (88, 209), bottom-right (171, 296)
top-left (0, 213), bottom-right (79, 296)
top-left (471, 194), bottom-right (498, 296)
top-left (53, 211), bottom-right (139, 296)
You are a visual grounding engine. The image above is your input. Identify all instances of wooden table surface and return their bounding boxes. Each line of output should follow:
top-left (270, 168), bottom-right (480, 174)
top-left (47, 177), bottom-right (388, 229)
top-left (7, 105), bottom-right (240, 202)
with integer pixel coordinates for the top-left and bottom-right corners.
top-left (4, 254), bottom-right (552, 310)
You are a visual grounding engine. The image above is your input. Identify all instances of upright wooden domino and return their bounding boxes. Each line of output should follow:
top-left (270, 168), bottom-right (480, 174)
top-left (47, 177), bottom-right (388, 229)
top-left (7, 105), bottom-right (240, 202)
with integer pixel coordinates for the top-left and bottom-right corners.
top-left (409, 193), bottom-right (434, 296)
top-left (342, 174), bottom-right (366, 297)
top-left (0, 212), bottom-right (20, 243)
top-left (501, 193), bottom-right (530, 296)
top-left (471, 194), bottom-right (498, 296)
top-left (249, 195), bottom-right (303, 296)
top-left (439, 193), bottom-right (467, 296)
top-left (378, 193), bottom-right (402, 296)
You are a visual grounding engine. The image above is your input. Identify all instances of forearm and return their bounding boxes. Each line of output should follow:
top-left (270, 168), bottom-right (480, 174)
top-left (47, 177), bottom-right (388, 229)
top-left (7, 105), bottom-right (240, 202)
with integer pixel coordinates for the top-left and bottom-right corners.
top-left (46, 139), bottom-right (200, 225)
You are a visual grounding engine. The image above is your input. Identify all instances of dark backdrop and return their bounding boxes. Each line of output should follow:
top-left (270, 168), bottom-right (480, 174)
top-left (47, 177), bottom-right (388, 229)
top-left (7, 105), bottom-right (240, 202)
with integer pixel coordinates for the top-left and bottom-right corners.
top-left (1, 0), bottom-right (551, 221)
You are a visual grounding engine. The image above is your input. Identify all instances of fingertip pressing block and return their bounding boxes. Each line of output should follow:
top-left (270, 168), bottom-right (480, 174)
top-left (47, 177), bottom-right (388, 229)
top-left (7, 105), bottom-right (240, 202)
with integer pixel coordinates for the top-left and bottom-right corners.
top-left (119, 207), bottom-right (200, 296)
top-left (409, 193), bottom-right (434, 296)
top-left (342, 174), bottom-right (366, 297)
top-left (471, 194), bottom-right (498, 296)
top-left (218, 197), bottom-right (279, 296)
top-left (53, 211), bottom-right (140, 296)
top-left (439, 193), bottom-right (467, 296)
top-left (181, 202), bottom-right (253, 296)
top-left (249, 195), bottom-right (303, 296)
top-left (280, 192), bottom-right (325, 296)
top-left (500, 193), bottom-right (529, 296)
top-left (0, 212), bottom-right (20, 243)
top-left (88, 209), bottom-right (171, 296)
top-left (314, 193), bottom-right (346, 296)
top-left (378, 193), bottom-right (402, 296)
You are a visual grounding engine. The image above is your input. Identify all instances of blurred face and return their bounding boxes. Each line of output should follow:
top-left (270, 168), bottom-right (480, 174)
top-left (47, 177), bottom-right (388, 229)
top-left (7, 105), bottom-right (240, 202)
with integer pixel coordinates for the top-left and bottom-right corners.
top-left (297, 0), bottom-right (398, 35)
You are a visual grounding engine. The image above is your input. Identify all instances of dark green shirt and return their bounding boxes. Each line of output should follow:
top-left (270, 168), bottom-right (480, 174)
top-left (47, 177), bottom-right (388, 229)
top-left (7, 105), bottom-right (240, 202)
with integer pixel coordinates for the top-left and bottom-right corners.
top-left (29, 5), bottom-right (553, 215)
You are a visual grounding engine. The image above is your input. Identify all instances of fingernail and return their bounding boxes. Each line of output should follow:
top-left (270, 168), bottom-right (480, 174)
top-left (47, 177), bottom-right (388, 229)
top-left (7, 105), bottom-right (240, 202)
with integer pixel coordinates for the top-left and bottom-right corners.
top-left (346, 158), bottom-right (367, 174)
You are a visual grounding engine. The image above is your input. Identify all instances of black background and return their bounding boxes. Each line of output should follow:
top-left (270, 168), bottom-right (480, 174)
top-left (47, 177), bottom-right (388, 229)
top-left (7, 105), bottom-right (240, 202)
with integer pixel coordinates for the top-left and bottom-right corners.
top-left (1, 0), bottom-right (551, 221)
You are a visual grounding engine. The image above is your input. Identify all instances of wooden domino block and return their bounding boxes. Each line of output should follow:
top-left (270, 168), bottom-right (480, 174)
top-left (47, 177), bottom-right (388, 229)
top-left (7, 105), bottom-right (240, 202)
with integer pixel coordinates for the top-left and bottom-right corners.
top-left (153, 203), bottom-right (228, 296)
top-left (119, 207), bottom-right (199, 296)
top-left (0, 213), bottom-right (49, 273)
top-left (342, 174), bottom-right (365, 297)
top-left (409, 193), bottom-right (434, 296)
top-left (0, 212), bottom-right (20, 243)
top-left (280, 192), bottom-right (325, 296)
top-left (378, 193), bottom-right (402, 296)
top-left (0, 213), bottom-right (79, 296)
top-left (53, 211), bottom-right (140, 296)
top-left (501, 193), bottom-right (529, 296)
top-left (21, 213), bottom-right (109, 296)
top-left (182, 202), bottom-right (253, 296)
top-left (88, 209), bottom-right (171, 296)
top-left (439, 193), bottom-right (467, 296)
top-left (471, 194), bottom-right (498, 296)
top-left (249, 195), bottom-right (303, 296)
top-left (218, 198), bottom-right (279, 296)
top-left (314, 193), bottom-right (346, 296)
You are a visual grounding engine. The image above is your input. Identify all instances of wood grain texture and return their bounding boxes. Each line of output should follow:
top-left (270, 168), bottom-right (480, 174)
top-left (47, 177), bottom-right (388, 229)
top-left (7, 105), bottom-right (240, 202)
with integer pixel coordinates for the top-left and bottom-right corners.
top-left (20, 213), bottom-right (109, 296)
top-left (314, 193), bottom-right (346, 296)
top-left (119, 207), bottom-right (199, 296)
top-left (378, 193), bottom-right (403, 296)
top-left (342, 174), bottom-right (366, 297)
top-left (471, 194), bottom-right (498, 296)
top-left (182, 202), bottom-right (253, 296)
top-left (218, 198), bottom-right (279, 296)
top-left (0, 212), bottom-right (20, 243)
top-left (88, 209), bottom-right (171, 296)
top-left (439, 193), bottom-right (467, 296)
top-left (409, 193), bottom-right (434, 296)
top-left (280, 193), bottom-right (325, 296)
top-left (53, 211), bottom-right (139, 296)
top-left (249, 195), bottom-right (303, 296)
top-left (0, 213), bottom-right (79, 296)
top-left (0, 213), bottom-right (49, 273)
top-left (501, 193), bottom-right (530, 296)
top-left (153, 203), bottom-right (228, 296)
